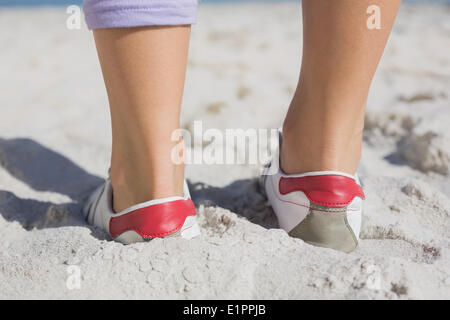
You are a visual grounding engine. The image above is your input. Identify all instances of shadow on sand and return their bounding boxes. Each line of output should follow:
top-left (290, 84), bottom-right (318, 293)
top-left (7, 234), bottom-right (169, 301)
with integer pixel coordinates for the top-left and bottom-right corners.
top-left (0, 138), bottom-right (103, 233)
top-left (189, 178), bottom-right (278, 229)
top-left (0, 137), bottom-right (276, 236)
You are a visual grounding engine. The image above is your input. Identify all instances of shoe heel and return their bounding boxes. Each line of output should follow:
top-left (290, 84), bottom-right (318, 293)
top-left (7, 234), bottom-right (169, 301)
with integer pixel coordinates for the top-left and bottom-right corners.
top-left (288, 204), bottom-right (359, 253)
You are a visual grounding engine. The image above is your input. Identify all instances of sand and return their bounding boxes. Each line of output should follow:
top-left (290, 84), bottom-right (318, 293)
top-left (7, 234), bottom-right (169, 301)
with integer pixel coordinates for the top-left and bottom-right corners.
top-left (0, 2), bottom-right (449, 299)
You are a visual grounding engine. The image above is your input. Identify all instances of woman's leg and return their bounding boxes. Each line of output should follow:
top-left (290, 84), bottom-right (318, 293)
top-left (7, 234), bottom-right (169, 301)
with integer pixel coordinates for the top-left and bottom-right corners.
top-left (93, 26), bottom-right (191, 213)
top-left (83, 1), bottom-right (197, 214)
top-left (82, 2), bottom-right (200, 243)
top-left (281, 0), bottom-right (401, 175)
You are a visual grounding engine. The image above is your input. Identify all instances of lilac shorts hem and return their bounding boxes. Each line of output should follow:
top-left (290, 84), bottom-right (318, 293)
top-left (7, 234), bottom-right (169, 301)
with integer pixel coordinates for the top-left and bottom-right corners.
top-left (83, 1), bottom-right (198, 30)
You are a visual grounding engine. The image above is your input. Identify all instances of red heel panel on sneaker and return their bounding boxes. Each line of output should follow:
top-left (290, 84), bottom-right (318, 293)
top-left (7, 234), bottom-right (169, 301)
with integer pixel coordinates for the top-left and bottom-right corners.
top-left (279, 175), bottom-right (365, 207)
top-left (109, 199), bottom-right (197, 239)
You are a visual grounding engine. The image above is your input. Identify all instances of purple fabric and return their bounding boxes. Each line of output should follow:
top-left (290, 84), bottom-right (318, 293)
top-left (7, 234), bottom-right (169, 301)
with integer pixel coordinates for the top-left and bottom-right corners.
top-left (83, 0), bottom-right (198, 30)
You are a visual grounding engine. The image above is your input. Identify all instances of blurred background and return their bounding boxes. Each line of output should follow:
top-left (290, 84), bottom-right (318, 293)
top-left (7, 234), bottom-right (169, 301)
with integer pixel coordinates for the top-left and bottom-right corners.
top-left (2, 0), bottom-right (450, 6)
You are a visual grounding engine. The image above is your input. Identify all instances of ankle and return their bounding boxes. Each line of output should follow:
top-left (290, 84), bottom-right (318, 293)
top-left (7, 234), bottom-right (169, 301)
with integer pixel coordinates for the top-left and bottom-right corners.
top-left (110, 162), bottom-right (185, 213)
top-left (280, 123), bottom-right (362, 175)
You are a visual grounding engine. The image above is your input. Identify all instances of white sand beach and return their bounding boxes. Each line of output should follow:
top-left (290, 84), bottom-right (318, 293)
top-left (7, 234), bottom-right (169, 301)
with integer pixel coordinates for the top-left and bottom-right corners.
top-left (0, 2), bottom-right (449, 299)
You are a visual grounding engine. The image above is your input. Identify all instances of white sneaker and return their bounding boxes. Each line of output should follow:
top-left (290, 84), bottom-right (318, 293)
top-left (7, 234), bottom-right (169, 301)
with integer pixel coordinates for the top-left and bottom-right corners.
top-left (262, 147), bottom-right (365, 253)
top-left (83, 179), bottom-right (200, 244)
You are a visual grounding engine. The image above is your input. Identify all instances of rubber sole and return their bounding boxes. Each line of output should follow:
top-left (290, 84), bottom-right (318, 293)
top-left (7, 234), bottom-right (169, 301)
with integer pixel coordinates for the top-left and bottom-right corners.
top-left (288, 204), bottom-right (358, 253)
